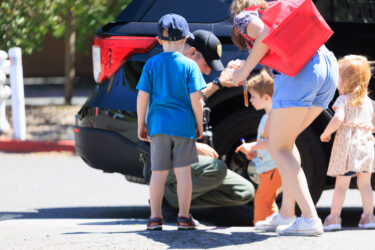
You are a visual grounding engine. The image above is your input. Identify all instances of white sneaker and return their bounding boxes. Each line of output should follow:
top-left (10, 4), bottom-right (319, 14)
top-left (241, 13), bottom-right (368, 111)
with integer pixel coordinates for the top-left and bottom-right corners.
top-left (255, 213), bottom-right (296, 232)
top-left (276, 217), bottom-right (323, 236)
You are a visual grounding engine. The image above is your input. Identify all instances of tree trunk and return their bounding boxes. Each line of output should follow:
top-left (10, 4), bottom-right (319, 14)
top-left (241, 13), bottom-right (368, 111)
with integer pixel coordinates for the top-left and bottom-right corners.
top-left (64, 8), bottom-right (76, 105)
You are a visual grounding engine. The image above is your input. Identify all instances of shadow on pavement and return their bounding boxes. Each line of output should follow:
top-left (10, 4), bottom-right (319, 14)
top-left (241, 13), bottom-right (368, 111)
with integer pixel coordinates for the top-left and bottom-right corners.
top-left (0, 205), bottom-right (253, 227)
top-left (62, 227), bottom-right (274, 249)
top-left (0, 206), bottom-right (149, 221)
top-left (0, 206), bottom-right (365, 227)
top-left (131, 229), bottom-right (274, 249)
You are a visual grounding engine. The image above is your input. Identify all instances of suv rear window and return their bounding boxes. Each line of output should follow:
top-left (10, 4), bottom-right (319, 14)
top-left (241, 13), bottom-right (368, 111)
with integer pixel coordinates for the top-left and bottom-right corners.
top-left (116, 0), bottom-right (232, 23)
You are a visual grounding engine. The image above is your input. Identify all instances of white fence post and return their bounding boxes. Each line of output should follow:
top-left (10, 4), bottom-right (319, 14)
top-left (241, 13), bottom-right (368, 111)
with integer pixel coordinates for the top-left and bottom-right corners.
top-left (0, 50), bottom-right (11, 133)
top-left (9, 47), bottom-right (26, 140)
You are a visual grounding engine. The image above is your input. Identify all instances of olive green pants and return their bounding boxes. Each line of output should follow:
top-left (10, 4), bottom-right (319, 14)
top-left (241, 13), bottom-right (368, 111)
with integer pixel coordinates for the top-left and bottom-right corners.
top-left (164, 155), bottom-right (255, 208)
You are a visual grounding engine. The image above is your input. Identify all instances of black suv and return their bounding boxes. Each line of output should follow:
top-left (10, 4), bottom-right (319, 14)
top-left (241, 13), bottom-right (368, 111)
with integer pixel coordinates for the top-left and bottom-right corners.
top-left (75, 0), bottom-right (375, 208)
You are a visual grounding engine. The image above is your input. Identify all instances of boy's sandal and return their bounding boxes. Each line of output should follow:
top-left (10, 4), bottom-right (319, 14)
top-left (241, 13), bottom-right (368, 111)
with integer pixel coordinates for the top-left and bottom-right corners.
top-left (177, 214), bottom-right (199, 230)
top-left (147, 217), bottom-right (163, 230)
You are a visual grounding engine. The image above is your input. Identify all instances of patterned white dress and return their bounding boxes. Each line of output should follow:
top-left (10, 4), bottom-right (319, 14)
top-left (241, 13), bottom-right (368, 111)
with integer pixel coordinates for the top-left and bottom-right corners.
top-left (327, 94), bottom-right (375, 176)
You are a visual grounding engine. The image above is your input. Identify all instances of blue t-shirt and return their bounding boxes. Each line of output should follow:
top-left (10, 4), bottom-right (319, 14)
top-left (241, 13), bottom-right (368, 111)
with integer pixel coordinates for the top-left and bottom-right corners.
top-left (253, 114), bottom-right (276, 174)
top-left (136, 52), bottom-right (206, 139)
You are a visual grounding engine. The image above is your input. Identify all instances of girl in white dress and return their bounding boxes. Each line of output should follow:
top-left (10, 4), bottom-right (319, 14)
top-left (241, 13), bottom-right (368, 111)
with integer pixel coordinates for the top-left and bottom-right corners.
top-left (320, 55), bottom-right (375, 231)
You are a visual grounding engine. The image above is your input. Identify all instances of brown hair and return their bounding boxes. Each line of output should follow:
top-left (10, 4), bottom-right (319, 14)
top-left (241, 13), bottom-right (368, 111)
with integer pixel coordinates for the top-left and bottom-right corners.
top-left (230, 0), bottom-right (267, 17)
top-left (338, 55), bottom-right (372, 106)
top-left (230, 0), bottom-right (268, 51)
top-left (231, 26), bottom-right (248, 51)
top-left (247, 69), bottom-right (274, 97)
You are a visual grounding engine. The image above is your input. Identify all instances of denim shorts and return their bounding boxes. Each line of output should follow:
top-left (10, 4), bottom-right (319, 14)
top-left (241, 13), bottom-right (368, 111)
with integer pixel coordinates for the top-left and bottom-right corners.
top-left (272, 45), bottom-right (338, 109)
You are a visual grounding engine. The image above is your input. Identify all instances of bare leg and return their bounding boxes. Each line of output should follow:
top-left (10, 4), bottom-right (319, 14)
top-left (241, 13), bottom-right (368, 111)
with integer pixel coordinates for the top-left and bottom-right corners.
top-left (174, 166), bottom-right (192, 217)
top-left (279, 185), bottom-right (296, 218)
top-left (330, 176), bottom-right (351, 216)
top-left (149, 170), bottom-right (169, 218)
top-left (357, 172), bottom-right (374, 215)
top-left (269, 107), bottom-right (321, 219)
top-left (278, 144), bottom-right (301, 217)
top-left (297, 106), bottom-right (324, 135)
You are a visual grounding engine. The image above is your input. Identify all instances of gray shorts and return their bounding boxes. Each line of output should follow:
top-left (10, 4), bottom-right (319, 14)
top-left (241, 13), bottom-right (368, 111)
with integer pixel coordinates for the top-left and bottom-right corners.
top-left (150, 134), bottom-right (198, 171)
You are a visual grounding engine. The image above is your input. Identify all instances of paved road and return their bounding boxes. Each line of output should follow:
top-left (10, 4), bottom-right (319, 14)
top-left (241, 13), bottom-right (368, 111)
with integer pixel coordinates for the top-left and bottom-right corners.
top-left (0, 152), bottom-right (374, 249)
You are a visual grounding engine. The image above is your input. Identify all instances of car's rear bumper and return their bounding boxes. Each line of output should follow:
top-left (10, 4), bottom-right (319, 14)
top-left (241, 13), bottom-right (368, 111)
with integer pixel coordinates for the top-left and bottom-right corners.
top-left (74, 126), bottom-right (143, 177)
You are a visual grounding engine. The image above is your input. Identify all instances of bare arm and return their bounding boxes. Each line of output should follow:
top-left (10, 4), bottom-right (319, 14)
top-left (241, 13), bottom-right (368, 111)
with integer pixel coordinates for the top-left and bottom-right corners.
top-left (321, 108), bottom-right (345, 142)
top-left (235, 140), bottom-right (268, 157)
top-left (250, 140), bottom-right (268, 151)
top-left (137, 90), bottom-right (150, 141)
top-left (201, 83), bottom-right (220, 99)
top-left (233, 17), bottom-right (270, 85)
top-left (190, 91), bottom-right (204, 139)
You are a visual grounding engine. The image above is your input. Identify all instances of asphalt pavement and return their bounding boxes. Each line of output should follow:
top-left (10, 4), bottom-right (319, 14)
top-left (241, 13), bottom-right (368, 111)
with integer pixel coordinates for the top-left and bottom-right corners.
top-left (0, 152), bottom-right (374, 249)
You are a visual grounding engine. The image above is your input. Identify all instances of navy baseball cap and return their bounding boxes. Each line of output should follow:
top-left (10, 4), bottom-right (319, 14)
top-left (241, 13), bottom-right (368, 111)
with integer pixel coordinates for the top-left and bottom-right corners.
top-left (157, 13), bottom-right (193, 41)
top-left (186, 30), bottom-right (224, 71)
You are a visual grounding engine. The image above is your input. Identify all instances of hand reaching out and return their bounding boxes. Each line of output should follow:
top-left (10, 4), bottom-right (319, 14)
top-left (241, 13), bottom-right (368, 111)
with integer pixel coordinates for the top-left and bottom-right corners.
top-left (219, 60), bottom-right (246, 87)
top-left (235, 142), bottom-right (257, 160)
top-left (227, 59), bottom-right (244, 70)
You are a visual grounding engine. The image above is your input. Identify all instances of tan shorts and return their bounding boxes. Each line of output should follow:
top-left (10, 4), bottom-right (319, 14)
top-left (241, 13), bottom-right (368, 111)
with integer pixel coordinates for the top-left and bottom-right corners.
top-left (150, 134), bottom-right (198, 171)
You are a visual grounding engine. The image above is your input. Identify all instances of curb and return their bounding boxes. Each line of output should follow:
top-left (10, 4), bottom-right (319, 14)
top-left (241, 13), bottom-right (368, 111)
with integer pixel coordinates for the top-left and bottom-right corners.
top-left (0, 139), bottom-right (75, 153)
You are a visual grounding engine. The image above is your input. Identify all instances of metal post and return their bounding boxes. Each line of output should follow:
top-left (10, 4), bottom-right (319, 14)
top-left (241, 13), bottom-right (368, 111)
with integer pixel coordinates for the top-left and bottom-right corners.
top-left (0, 50), bottom-right (11, 133)
top-left (9, 47), bottom-right (26, 140)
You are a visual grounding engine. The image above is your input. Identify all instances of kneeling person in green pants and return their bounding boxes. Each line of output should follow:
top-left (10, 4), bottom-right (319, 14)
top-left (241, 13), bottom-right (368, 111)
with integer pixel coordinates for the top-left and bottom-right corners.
top-left (165, 143), bottom-right (254, 208)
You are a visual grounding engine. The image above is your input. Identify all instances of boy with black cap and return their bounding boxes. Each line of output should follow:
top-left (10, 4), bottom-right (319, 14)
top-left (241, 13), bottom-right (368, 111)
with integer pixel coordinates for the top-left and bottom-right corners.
top-left (137, 13), bottom-right (206, 230)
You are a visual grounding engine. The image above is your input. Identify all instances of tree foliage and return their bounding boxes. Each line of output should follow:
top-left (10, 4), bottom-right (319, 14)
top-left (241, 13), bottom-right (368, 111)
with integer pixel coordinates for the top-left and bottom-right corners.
top-left (0, 0), bottom-right (132, 56)
top-left (0, 0), bottom-right (58, 55)
top-left (53, 0), bottom-right (132, 54)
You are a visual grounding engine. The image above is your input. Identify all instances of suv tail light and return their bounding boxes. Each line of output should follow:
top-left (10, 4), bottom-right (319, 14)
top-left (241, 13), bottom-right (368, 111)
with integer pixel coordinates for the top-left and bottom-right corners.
top-left (92, 36), bottom-right (158, 83)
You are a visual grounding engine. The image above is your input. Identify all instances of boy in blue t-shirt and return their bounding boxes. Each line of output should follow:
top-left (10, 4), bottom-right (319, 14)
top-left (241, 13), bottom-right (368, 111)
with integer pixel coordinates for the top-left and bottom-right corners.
top-left (136, 13), bottom-right (206, 230)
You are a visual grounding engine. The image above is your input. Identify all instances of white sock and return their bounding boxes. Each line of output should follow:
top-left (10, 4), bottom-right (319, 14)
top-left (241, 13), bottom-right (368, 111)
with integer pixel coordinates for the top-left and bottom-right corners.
top-left (302, 216), bottom-right (315, 224)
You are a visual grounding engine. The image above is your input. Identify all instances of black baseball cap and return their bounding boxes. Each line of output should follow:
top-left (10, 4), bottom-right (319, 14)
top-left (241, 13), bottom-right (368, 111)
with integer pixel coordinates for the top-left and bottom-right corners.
top-left (157, 13), bottom-right (193, 41)
top-left (186, 30), bottom-right (224, 71)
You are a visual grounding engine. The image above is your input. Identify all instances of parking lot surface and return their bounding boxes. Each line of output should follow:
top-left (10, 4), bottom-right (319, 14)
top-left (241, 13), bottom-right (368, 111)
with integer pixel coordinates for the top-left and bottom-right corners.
top-left (0, 152), bottom-right (374, 249)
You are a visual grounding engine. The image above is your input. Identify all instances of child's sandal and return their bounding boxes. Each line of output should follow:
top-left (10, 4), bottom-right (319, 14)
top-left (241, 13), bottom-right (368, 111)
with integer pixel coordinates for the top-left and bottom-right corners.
top-left (177, 214), bottom-right (199, 230)
top-left (358, 213), bottom-right (375, 229)
top-left (323, 214), bottom-right (342, 231)
top-left (147, 217), bottom-right (163, 230)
